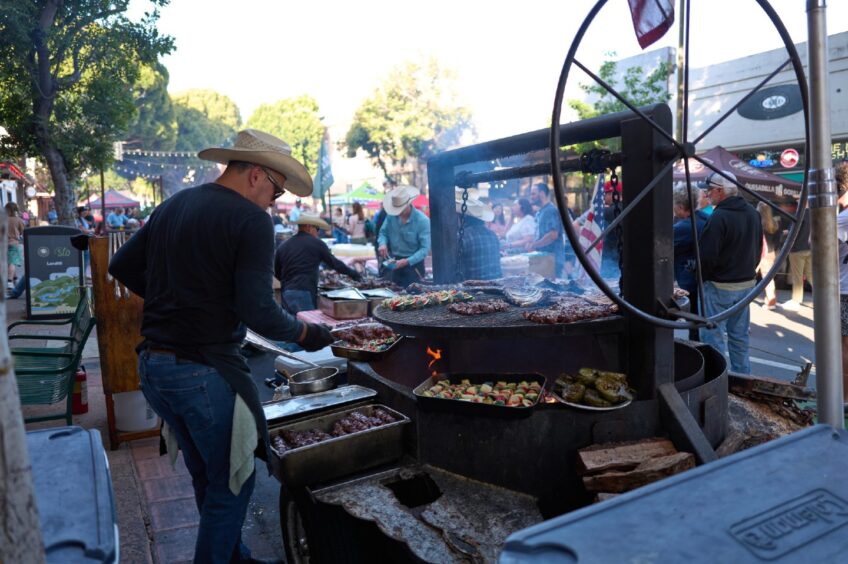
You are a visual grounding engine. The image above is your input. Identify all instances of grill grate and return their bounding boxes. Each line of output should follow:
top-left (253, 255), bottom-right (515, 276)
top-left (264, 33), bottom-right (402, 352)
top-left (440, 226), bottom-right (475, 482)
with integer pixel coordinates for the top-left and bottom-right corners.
top-left (372, 299), bottom-right (624, 339)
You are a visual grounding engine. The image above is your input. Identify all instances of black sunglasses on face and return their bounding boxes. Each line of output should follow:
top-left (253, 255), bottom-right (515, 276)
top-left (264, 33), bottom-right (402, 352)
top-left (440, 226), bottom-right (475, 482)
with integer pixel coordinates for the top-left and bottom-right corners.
top-left (260, 167), bottom-right (286, 199)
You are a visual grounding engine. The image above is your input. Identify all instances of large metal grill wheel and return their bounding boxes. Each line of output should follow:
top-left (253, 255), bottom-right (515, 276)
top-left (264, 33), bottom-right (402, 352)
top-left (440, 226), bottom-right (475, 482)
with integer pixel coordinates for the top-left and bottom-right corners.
top-left (550, 0), bottom-right (811, 330)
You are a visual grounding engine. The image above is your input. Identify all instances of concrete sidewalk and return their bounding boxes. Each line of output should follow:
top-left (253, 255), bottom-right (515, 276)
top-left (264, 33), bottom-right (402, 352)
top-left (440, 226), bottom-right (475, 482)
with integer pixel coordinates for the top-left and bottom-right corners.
top-left (11, 295), bottom-right (285, 563)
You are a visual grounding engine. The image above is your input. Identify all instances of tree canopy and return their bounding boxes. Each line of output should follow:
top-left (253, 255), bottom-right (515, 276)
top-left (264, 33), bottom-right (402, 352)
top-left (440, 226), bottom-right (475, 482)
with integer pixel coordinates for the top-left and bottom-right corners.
top-left (0, 0), bottom-right (174, 224)
top-left (343, 57), bottom-right (473, 186)
top-left (125, 62), bottom-right (177, 151)
top-left (246, 95), bottom-right (324, 176)
top-left (172, 89), bottom-right (241, 151)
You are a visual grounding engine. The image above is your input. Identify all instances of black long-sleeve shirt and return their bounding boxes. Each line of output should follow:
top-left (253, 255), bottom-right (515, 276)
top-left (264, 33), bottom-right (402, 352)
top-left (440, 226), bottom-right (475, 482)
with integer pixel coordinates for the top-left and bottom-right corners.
top-left (274, 232), bottom-right (359, 302)
top-left (109, 183), bottom-right (304, 348)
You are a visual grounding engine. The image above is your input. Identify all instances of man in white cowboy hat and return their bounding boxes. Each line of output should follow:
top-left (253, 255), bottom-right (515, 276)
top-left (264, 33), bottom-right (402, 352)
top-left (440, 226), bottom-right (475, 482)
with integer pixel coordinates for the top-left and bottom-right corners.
top-left (377, 185), bottom-right (431, 287)
top-left (454, 190), bottom-right (503, 280)
top-left (698, 170), bottom-right (762, 374)
top-left (109, 128), bottom-right (335, 564)
top-left (275, 212), bottom-right (361, 314)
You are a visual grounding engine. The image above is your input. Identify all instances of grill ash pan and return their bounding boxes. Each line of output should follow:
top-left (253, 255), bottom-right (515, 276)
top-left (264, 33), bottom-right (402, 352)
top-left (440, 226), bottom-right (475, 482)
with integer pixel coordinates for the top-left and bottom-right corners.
top-left (413, 373), bottom-right (546, 419)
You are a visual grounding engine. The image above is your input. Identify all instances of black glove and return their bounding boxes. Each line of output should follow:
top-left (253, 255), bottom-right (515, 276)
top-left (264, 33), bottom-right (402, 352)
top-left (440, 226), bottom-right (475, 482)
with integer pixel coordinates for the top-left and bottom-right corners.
top-left (350, 270), bottom-right (363, 281)
top-left (300, 322), bottom-right (334, 352)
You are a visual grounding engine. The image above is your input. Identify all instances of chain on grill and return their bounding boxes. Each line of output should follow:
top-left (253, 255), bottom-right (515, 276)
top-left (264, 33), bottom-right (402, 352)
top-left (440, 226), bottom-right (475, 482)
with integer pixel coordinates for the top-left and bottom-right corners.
top-left (610, 171), bottom-right (623, 293)
top-left (456, 186), bottom-right (470, 281)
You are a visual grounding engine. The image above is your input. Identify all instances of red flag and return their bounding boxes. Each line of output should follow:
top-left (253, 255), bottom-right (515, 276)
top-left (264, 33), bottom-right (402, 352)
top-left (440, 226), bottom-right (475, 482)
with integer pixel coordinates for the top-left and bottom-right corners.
top-left (628, 0), bottom-right (675, 49)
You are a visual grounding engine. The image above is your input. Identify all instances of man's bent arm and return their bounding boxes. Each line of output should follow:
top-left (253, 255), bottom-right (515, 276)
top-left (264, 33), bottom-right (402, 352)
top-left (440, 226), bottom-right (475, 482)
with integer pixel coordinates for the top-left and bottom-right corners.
top-left (108, 224), bottom-right (149, 298)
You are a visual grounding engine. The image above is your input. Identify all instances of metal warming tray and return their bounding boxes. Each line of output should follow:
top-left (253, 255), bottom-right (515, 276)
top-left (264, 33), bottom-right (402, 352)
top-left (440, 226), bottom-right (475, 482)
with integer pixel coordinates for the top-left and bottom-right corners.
top-left (359, 288), bottom-right (397, 315)
top-left (318, 293), bottom-right (369, 320)
top-left (269, 404), bottom-right (410, 487)
top-left (413, 372), bottom-right (547, 419)
top-left (328, 322), bottom-right (405, 362)
top-left (262, 385), bottom-right (376, 425)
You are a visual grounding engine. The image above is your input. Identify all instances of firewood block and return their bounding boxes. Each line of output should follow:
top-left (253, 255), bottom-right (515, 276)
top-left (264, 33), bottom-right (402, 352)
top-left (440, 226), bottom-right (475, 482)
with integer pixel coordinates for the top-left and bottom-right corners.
top-left (582, 452), bottom-right (695, 493)
top-left (577, 438), bottom-right (677, 476)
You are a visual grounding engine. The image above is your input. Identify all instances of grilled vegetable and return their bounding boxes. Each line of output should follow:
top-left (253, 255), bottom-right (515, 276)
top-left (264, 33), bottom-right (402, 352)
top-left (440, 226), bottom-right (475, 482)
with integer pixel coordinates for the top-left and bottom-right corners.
top-left (421, 378), bottom-right (542, 409)
top-left (595, 374), bottom-right (632, 403)
top-left (576, 367), bottom-right (599, 386)
top-left (583, 388), bottom-right (613, 407)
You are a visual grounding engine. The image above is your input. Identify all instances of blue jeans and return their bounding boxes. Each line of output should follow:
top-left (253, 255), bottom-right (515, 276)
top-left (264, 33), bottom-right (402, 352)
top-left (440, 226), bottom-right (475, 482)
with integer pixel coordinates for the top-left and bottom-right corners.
top-left (700, 281), bottom-right (752, 374)
top-left (139, 351), bottom-right (255, 564)
top-left (282, 289), bottom-right (315, 314)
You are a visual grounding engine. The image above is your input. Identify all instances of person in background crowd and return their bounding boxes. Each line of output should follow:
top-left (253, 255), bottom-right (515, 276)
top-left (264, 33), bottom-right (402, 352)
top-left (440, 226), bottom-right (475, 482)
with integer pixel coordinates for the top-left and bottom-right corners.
top-left (372, 202), bottom-right (387, 262)
top-left (697, 184), bottom-right (715, 215)
top-left (782, 200), bottom-right (812, 312)
top-left (289, 199), bottom-right (303, 222)
top-left (504, 198), bottom-right (536, 251)
top-left (75, 207), bottom-right (93, 233)
top-left (5, 202), bottom-right (25, 291)
top-left (671, 186), bottom-right (709, 340)
top-left (601, 180), bottom-right (623, 278)
top-left (106, 207), bottom-right (128, 230)
top-left (487, 203), bottom-right (509, 239)
top-left (20, 209), bottom-right (30, 226)
top-left (347, 201), bottom-right (367, 244)
top-left (378, 185), bottom-right (431, 287)
top-left (108, 128), bottom-right (334, 564)
top-left (525, 183), bottom-right (565, 278)
top-left (47, 204), bottom-right (58, 225)
top-left (834, 162), bottom-right (848, 409)
top-left (332, 207), bottom-right (345, 228)
top-left (275, 213), bottom-right (361, 314)
top-left (756, 201), bottom-right (780, 310)
top-left (456, 192), bottom-right (502, 280)
top-left (698, 171), bottom-right (762, 374)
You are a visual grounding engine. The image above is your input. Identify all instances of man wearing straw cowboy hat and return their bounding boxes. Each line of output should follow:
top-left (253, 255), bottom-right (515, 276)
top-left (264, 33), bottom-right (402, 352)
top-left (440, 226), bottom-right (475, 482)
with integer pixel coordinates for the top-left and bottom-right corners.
top-left (454, 190), bottom-right (503, 280)
top-left (275, 212), bottom-right (361, 314)
top-left (110, 129), bottom-right (335, 563)
top-left (378, 185), bottom-right (431, 287)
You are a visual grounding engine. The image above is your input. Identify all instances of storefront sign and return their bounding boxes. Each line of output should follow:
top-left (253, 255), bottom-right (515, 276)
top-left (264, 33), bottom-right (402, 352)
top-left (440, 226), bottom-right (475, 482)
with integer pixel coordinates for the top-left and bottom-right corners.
top-left (23, 226), bottom-right (84, 319)
top-left (780, 148), bottom-right (800, 168)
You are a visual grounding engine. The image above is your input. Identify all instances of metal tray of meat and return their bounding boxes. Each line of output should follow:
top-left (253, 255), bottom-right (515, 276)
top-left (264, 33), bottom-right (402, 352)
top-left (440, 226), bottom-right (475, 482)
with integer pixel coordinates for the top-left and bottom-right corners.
top-left (269, 404), bottom-right (409, 487)
top-left (329, 335), bottom-right (405, 362)
top-left (413, 372), bottom-right (546, 419)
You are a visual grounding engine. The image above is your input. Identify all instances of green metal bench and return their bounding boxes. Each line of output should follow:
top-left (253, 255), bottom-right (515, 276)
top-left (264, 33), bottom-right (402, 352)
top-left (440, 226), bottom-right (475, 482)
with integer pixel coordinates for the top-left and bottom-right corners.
top-left (13, 299), bottom-right (96, 425)
top-left (8, 292), bottom-right (90, 356)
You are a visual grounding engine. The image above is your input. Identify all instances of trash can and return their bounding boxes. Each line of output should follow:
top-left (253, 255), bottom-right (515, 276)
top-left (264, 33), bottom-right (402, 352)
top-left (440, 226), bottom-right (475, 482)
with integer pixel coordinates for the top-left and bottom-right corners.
top-left (27, 426), bottom-right (118, 563)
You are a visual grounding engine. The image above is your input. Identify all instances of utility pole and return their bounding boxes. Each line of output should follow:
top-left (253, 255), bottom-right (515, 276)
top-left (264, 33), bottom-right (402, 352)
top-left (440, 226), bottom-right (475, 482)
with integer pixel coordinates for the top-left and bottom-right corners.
top-left (806, 0), bottom-right (842, 428)
top-left (99, 168), bottom-right (106, 230)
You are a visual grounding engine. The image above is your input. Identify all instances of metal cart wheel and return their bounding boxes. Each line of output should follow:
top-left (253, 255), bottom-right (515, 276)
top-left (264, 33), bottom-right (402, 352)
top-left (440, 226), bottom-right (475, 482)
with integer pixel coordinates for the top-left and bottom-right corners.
top-left (550, 0), bottom-right (811, 330)
top-left (279, 489), bottom-right (312, 564)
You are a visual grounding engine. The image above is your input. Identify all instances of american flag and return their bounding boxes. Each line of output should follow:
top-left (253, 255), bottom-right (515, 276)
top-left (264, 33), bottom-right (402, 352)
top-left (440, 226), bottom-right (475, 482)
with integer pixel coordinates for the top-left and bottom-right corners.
top-left (628, 0), bottom-right (675, 49)
top-left (578, 174), bottom-right (606, 275)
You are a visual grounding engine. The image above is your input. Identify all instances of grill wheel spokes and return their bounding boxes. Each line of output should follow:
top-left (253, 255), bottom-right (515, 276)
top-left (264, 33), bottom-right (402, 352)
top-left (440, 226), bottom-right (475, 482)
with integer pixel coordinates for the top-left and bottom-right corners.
top-left (550, 0), bottom-right (810, 330)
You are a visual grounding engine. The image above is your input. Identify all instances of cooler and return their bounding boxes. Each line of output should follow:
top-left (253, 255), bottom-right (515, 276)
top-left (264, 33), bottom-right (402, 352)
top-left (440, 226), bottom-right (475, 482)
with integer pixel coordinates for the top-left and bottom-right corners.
top-left (501, 425), bottom-right (848, 563)
top-left (27, 426), bottom-right (118, 563)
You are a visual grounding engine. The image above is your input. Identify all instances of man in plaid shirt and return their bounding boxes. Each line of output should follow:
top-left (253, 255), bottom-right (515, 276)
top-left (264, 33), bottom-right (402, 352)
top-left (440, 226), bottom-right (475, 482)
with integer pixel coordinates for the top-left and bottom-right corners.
top-left (456, 192), bottom-right (503, 280)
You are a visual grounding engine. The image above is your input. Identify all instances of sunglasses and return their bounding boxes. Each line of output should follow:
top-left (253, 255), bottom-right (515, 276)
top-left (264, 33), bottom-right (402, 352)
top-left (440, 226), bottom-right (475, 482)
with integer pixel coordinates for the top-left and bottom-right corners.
top-left (260, 167), bottom-right (286, 199)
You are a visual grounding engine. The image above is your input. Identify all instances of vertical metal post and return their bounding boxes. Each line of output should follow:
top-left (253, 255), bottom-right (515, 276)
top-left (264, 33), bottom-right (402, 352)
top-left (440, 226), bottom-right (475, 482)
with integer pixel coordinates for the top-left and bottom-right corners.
top-left (427, 156), bottom-right (458, 283)
top-left (806, 0), bottom-right (843, 428)
top-left (621, 106), bottom-right (675, 397)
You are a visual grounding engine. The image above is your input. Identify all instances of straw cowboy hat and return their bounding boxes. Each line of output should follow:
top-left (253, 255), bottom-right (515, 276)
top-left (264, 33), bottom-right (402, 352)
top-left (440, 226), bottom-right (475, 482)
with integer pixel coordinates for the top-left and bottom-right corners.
top-left (383, 185), bottom-right (420, 215)
top-left (197, 129), bottom-right (313, 197)
top-left (454, 192), bottom-right (494, 222)
top-left (294, 212), bottom-right (330, 231)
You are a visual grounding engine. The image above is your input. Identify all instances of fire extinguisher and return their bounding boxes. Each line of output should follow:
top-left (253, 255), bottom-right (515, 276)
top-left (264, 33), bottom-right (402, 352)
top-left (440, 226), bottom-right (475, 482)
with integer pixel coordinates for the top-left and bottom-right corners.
top-left (72, 365), bottom-right (88, 415)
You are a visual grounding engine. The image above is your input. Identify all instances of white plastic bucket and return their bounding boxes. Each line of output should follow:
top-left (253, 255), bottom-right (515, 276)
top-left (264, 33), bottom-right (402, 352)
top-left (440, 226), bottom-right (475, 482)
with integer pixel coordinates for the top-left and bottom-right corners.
top-left (113, 391), bottom-right (159, 432)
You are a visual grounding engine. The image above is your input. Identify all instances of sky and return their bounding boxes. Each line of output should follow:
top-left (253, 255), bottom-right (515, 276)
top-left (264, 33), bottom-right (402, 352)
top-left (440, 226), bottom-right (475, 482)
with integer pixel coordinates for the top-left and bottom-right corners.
top-left (134, 0), bottom-right (848, 154)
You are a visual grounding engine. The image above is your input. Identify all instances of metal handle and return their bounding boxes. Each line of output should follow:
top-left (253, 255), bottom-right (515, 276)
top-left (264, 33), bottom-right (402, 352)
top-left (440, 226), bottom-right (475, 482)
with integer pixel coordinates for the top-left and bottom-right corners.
top-left (244, 329), bottom-right (320, 368)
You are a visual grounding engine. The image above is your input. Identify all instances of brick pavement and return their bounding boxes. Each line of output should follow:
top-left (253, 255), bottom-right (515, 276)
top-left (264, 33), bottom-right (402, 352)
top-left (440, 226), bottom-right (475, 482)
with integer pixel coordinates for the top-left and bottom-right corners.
top-left (11, 293), bottom-right (284, 563)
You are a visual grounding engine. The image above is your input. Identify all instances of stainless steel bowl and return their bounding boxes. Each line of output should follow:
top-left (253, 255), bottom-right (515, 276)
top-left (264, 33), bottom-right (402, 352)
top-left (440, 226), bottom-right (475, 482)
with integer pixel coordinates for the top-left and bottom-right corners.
top-left (287, 366), bottom-right (338, 396)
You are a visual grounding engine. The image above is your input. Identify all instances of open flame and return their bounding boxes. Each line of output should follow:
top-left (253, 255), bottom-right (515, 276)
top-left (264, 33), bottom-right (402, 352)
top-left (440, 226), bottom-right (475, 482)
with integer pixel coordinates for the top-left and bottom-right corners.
top-left (425, 347), bottom-right (443, 376)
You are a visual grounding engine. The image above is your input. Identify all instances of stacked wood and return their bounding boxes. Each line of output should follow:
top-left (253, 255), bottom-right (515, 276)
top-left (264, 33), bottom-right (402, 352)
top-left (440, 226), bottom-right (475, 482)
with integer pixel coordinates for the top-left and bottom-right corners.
top-left (577, 438), bottom-right (695, 500)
